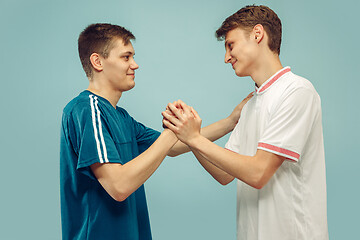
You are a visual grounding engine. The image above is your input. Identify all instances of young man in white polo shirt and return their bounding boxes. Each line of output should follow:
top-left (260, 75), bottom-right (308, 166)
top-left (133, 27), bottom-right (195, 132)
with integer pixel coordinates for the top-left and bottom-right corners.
top-left (162, 5), bottom-right (329, 240)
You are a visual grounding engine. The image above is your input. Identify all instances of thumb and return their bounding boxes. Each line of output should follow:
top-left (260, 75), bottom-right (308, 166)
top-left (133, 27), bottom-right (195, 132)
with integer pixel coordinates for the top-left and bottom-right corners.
top-left (190, 107), bottom-right (201, 120)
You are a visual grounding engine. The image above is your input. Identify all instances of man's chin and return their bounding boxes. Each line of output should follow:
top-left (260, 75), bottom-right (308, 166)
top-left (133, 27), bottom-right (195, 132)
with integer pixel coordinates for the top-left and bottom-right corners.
top-left (127, 82), bottom-right (136, 91)
top-left (119, 82), bottom-right (135, 93)
top-left (235, 69), bottom-right (248, 78)
top-left (235, 71), bottom-right (244, 77)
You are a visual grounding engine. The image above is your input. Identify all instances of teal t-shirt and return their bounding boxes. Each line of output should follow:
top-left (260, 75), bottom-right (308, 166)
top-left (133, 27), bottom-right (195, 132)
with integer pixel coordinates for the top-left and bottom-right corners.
top-left (60, 90), bottom-right (160, 240)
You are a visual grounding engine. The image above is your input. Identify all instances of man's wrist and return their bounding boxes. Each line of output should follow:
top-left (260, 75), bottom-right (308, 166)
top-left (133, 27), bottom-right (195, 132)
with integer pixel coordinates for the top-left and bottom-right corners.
top-left (224, 116), bottom-right (237, 132)
top-left (187, 134), bottom-right (203, 149)
top-left (162, 128), bottom-right (178, 142)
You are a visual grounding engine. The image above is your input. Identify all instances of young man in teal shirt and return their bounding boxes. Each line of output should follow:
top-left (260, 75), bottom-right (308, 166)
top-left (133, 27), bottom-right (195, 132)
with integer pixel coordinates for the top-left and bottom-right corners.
top-left (60, 23), bottom-right (249, 239)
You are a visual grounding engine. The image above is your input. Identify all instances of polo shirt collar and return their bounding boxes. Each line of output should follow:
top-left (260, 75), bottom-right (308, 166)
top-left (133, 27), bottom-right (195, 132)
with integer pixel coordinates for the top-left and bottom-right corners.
top-left (255, 66), bottom-right (291, 94)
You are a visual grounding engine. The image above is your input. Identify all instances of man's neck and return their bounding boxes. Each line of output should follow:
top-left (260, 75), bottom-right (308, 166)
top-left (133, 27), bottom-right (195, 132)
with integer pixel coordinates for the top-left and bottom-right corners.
top-left (87, 81), bottom-right (122, 108)
top-left (250, 54), bottom-right (283, 88)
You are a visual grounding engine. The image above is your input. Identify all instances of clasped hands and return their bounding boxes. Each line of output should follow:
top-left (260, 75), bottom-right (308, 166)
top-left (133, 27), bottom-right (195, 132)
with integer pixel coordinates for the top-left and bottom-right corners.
top-left (162, 93), bottom-right (253, 146)
top-left (162, 100), bottom-right (201, 146)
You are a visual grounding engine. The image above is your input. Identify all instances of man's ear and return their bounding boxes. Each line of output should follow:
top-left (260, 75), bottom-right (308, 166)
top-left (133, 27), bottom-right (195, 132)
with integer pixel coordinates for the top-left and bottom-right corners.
top-left (253, 24), bottom-right (264, 43)
top-left (89, 53), bottom-right (103, 72)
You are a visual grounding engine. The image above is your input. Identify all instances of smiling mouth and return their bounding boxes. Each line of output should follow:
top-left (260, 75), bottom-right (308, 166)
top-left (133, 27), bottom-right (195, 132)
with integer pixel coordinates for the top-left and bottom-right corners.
top-left (232, 60), bottom-right (237, 67)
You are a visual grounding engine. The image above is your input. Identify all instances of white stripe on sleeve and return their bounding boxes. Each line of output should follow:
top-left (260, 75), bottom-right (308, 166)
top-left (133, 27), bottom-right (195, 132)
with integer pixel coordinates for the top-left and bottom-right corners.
top-left (89, 95), bottom-right (104, 163)
top-left (94, 96), bottom-right (109, 163)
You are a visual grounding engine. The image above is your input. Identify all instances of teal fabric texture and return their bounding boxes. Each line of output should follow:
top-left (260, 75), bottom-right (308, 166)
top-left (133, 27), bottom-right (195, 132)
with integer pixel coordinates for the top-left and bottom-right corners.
top-left (60, 90), bottom-right (160, 240)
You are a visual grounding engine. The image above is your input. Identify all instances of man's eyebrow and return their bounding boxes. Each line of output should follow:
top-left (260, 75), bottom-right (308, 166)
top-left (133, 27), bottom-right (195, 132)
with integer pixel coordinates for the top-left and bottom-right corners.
top-left (129, 51), bottom-right (135, 55)
top-left (121, 51), bottom-right (135, 55)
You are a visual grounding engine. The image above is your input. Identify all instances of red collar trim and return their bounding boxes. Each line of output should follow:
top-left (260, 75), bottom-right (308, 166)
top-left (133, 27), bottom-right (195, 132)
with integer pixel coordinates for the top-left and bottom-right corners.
top-left (256, 67), bottom-right (291, 94)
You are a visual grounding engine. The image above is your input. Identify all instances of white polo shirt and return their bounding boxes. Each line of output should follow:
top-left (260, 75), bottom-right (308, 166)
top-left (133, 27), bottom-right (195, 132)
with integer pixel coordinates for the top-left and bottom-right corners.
top-left (225, 67), bottom-right (328, 240)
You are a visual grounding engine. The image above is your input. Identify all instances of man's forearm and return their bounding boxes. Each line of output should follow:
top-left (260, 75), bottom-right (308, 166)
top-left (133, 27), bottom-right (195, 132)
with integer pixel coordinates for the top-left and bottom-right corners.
top-left (168, 117), bottom-right (235, 156)
top-left (188, 135), bottom-right (285, 189)
top-left (201, 117), bottom-right (235, 140)
top-left (119, 130), bottom-right (178, 193)
top-left (92, 129), bottom-right (178, 201)
top-left (191, 147), bottom-right (234, 185)
top-left (188, 135), bottom-right (263, 188)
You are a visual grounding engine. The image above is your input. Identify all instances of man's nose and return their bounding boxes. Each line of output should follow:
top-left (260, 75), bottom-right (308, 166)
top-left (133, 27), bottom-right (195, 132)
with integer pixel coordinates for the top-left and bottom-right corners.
top-left (224, 51), bottom-right (231, 64)
top-left (131, 60), bottom-right (139, 70)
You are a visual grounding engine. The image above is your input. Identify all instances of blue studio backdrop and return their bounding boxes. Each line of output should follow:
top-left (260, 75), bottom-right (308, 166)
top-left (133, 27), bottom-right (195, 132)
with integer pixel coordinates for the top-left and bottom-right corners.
top-left (0, 0), bottom-right (359, 239)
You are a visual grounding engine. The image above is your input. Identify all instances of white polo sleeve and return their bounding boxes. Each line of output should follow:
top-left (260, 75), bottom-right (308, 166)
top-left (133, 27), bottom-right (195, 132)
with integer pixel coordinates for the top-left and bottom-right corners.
top-left (258, 87), bottom-right (320, 162)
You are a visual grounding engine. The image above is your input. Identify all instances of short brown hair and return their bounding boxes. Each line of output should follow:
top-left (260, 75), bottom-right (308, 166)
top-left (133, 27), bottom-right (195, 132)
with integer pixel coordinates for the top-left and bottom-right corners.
top-left (216, 5), bottom-right (282, 55)
top-left (78, 23), bottom-right (135, 78)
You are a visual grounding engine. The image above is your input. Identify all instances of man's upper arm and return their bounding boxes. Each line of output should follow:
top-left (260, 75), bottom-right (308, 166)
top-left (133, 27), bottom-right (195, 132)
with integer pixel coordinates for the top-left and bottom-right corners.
top-left (71, 102), bottom-right (123, 179)
top-left (258, 87), bottom-right (319, 162)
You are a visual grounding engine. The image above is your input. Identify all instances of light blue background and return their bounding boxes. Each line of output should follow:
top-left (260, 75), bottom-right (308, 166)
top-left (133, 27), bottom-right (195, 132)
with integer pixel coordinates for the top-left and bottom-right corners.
top-left (1, 0), bottom-right (359, 239)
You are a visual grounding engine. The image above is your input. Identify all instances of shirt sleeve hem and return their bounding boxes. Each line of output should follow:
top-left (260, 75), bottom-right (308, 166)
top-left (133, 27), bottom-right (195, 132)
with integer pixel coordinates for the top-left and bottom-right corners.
top-left (77, 158), bottom-right (123, 170)
top-left (257, 142), bottom-right (299, 162)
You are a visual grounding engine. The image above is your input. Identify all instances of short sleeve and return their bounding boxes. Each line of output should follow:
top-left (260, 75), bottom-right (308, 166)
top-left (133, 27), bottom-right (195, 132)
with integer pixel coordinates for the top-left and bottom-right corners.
top-left (131, 117), bottom-right (160, 154)
top-left (69, 103), bottom-right (122, 178)
top-left (258, 88), bottom-right (320, 162)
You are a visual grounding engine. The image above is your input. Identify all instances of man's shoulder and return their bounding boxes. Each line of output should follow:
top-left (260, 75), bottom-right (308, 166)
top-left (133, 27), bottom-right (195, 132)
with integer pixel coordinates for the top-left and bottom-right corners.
top-left (62, 91), bottom-right (92, 118)
top-left (280, 72), bottom-right (320, 100)
top-left (287, 72), bottom-right (316, 90)
top-left (116, 106), bottom-right (130, 116)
